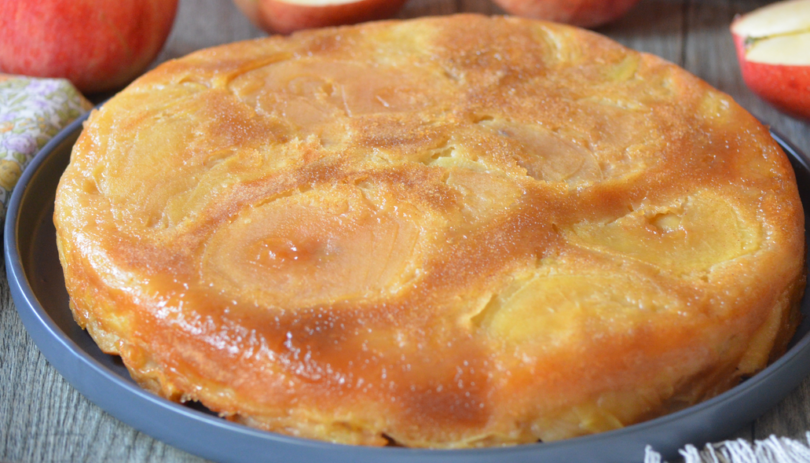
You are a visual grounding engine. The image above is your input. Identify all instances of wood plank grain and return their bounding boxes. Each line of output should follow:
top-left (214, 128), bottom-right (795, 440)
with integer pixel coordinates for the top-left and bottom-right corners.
top-left (600, 0), bottom-right (685, 64)
top-left (458, 0), bottom-right (504, 15)
top-left (398, 0), bottom-right (458, 18)
top-left (156, 0), bottom-right (265, 62)
top-left (755, 379), bottom-right (810, 442)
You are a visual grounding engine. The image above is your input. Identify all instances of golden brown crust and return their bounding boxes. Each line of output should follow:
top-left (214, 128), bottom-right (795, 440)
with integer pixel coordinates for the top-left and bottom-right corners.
top-left (54, 14), bottom-right (805, 448)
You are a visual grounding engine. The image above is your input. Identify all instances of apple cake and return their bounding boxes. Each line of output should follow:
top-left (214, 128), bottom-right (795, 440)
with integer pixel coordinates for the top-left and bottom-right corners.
top-left (54, 14), bottom-right (806, 448)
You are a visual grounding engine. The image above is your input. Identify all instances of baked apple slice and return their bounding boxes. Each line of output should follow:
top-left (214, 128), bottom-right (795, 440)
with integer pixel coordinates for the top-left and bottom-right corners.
top-left (731, 0), bottom-right (810, 120)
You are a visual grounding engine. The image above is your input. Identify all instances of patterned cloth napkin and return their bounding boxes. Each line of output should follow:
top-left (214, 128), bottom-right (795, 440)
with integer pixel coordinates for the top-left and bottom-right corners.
top-left (645, 434), bottom-right (810, 462)
top-left (0, 74), bottom-right (92, 223)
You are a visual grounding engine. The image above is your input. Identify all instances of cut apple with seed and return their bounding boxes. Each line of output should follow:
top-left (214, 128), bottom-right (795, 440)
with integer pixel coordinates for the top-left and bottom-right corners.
top-left (731, 0), bottom-right (810, 120)
top-left (232, 0), bottom-right (408, 35)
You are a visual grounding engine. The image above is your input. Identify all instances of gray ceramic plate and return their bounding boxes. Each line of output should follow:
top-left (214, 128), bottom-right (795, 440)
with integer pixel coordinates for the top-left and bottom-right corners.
top-left (6, 112), bottom-right (810, 463)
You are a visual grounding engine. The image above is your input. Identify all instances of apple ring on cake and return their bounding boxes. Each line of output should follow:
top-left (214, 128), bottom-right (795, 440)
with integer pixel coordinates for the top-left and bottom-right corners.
top-left (54, 14), bottom-right (805, 448)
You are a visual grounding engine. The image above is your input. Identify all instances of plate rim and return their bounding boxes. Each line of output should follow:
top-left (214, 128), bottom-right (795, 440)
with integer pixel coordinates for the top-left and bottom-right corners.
top-left (5, 112), bottom-right (810, 463)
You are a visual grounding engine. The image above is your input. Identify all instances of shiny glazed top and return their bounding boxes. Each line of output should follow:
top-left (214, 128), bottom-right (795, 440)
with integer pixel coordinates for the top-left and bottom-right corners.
top-left (54, 15), bottom-right (805, 448)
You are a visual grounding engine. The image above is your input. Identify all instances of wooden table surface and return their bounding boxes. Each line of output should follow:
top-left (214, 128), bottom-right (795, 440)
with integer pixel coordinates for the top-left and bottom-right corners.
top-left (2, 0), bottom-right (809, 462)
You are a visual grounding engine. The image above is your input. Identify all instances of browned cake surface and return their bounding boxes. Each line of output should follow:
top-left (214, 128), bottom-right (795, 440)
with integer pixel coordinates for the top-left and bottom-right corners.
top-left (54, 14), bottom-right (805, 448)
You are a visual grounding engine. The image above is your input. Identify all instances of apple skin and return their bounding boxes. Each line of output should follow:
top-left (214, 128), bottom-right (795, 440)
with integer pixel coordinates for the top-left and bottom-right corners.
top-left (232, 0), bottom-right (408, 35)
top-left (732, 33), bottom-right (810, 121)
top-left (491, 0), bottom-right (642, 28)
top-left (232, 0), bottom-right (266, 31)
top-left (0, 0), bottom-right (178, 94)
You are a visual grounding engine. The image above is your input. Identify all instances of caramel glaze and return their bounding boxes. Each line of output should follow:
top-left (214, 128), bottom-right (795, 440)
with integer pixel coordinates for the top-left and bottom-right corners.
top-left (55, 15), bottom-right (805, 447)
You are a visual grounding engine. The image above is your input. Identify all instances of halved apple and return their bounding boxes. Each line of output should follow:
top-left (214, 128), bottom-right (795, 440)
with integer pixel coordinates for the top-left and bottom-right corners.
top-left (232, 0), bottom-right (408, 35)
top-left (490, 0), bottom-right (642, 28)
top-left (731, 0), bottom-right (810, 120)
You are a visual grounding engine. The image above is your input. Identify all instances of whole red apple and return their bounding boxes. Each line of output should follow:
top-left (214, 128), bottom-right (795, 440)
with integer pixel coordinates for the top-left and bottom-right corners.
top-left (491, 0), bottom-right (642, 28)
top-left (0, 0), bottom-right (178, 94)
top-left (731, 0), bottom-right (810, 120)
top-left (232, 0), bottom-right (408, 35)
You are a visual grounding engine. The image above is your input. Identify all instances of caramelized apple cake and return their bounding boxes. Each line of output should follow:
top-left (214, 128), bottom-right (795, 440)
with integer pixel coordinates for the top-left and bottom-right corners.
top-left (54, 14), bottom-right (805, 448)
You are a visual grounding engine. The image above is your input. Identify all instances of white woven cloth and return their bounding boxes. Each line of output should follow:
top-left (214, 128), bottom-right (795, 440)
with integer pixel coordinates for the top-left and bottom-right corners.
top-left (645, 433), bottom-right (810, 463)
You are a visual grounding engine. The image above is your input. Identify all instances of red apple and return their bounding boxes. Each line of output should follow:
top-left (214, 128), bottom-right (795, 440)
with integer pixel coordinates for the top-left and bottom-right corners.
top-left (232, 0), bottom-right (408, 35)
top-left (490, 0), bottom-right (642, 28)
top-left (731, 0), bottom-right (810, 120)
top-left (0, 0), bottom-right (178, 94)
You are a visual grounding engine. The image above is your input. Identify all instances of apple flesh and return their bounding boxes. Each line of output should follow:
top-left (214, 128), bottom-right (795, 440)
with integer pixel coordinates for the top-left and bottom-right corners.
top-left (232, 0), bottom-right (408, 35)
top-left (490, 0), bottom-right (642, 28)
top-left (0, 0), bottom-right (178, 94)
top-left (731, 0), bottom-right (810, 120)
